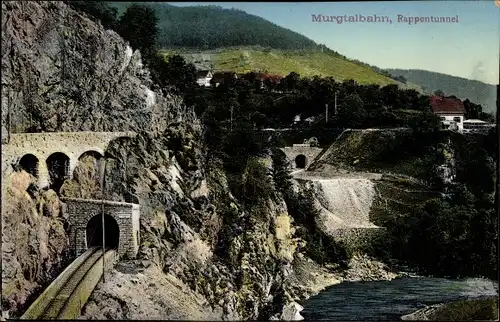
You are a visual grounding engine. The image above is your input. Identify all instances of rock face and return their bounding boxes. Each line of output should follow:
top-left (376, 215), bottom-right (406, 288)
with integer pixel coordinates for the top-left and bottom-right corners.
top-left (1, 0), bottom-right (164, 135)
top-left (1, 171), bottom-right (70, 317)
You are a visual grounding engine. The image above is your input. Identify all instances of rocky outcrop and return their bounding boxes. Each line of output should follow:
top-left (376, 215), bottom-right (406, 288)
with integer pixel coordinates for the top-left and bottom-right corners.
top-left (66, 129), bottom-right (308, 319)
top-left (1, 0), bottom-right (177, 136)
top-left (1, 171), bottom-right (70, 317)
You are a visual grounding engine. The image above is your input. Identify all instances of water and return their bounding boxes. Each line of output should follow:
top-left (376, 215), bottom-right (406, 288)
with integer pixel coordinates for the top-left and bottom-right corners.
top-left (301, 277), bottom-right (498, 320)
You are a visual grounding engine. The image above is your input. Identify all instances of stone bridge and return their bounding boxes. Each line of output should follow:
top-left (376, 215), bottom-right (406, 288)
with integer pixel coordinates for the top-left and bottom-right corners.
top-left (280, 144), bottom-right (324, 169)
top-left (1, 131), bottom-right (136, 188)
top-left (62, 197), bottom-right (140, 259)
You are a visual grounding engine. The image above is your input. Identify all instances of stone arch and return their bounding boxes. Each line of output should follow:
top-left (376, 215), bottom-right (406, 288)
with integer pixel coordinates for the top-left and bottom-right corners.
top-left (19, 154), bottom-right (39, 178)
top-left (46, 152), bottom-right (70, 192)
top-left (295, 154), bottom-right (307, 169)
top-left (78, 149), bottom-right (103, 161)
top-left (86, 214), bottom-right (120, 250)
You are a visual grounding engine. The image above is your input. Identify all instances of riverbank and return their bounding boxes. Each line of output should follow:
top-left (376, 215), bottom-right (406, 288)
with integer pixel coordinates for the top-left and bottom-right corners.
top-left (401, 296), bottom-right (499, 321)
top-left (300, 277), bottom-right (498, 321)
top-left (286, 253), bottom-right (406, 320)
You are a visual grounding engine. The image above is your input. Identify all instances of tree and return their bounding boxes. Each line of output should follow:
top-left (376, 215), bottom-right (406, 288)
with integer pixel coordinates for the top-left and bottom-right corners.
top-left (163, 55), bottom-right (197, 93)
top-left (67, 1), bottom-right (118, 30)
top-left (281, 72), bottom-right (300, 92)
top-left (434, 89), bottom-right (445, 96)
top-left (116, 4), bottom-right (159, 59)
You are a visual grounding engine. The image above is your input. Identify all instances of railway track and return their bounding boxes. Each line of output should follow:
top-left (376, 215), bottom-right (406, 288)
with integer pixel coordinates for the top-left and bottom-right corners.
top-left (21, 246), bottom-right (116, 320)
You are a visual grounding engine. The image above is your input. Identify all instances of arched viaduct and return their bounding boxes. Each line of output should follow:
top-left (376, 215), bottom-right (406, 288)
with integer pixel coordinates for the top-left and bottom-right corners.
top-left (2, 131), bottom-right (140, 259)
top-left (279, 144), bottom-right (324, 169)
top-left (2, 131), bottom-right (136, 189)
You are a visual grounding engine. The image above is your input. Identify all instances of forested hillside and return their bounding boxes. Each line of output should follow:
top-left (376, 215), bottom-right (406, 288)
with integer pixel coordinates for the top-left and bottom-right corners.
top-left (387, 69), bottom-right (497, 115)
top-left (104, 2), bottom-right (417, 85)
top-left (108, 2), bottom-right (337, 52)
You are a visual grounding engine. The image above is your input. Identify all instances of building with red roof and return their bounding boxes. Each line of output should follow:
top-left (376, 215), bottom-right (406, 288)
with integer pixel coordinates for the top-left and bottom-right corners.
top-left (429, 95), bottom-right (466, 131)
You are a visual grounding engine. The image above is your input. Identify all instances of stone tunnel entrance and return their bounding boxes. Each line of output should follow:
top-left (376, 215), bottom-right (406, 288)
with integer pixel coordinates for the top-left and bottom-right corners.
top-left (86, 214), bottom-right (120, 249)
top-left (295, 154), bottom-right (307, 168)
top-left (63, 198), bottom-right (140, 258)
top-left (46, 152), bottom-right (70, 192)
top-left (19, 154), bottom-right (39, 177)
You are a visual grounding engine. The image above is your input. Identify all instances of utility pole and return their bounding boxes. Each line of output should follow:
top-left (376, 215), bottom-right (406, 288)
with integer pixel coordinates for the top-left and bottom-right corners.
top-left (100, 158), bottom-right (107, 283)
top-left (7, 89), bottom-right (11, 143)
top-left (230, 106), bottom-right (233, 132)
top-left (325, 104), bottom-right (328, 123)
top-left (334, 92), bottom-right (338, 115)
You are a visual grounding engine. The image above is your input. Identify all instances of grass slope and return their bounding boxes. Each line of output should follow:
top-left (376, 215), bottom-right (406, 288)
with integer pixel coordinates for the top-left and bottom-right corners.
top-left (162, 47), bottom-right (403, 86)
top-left (387, 68), bottom-right (497, 114)
top-left (110, 2), bottom-right (414, 86)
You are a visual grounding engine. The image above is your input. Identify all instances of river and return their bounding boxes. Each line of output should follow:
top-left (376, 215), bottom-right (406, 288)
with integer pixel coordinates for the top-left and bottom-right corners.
top-left (301, 277), bottom-right (498, 320)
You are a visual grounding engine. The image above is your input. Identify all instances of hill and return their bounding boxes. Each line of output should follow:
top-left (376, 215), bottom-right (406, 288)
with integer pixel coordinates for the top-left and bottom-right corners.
top-left (162, 47), bottom-right (406, 86)
top-left (387, 69), bottom-right (497, 115)
top-left (109, 2), bottom-right (330, 52)
top-left (108, 2), bottom-right (416, 86)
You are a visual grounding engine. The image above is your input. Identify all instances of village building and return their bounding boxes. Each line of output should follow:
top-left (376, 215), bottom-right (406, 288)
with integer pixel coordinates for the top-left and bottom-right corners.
top-left (210, 71), bottom-right (238, 87)
top-left (196, 69), bottom-right (213, 87)
top-left (254, 73), bottom-right (283, 89)
top-left (430, 95), bottom-right (466, 131)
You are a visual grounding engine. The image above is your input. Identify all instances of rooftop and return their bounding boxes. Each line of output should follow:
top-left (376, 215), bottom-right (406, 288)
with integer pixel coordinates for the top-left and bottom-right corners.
top-left (430, 95), bottom-right (466, 114)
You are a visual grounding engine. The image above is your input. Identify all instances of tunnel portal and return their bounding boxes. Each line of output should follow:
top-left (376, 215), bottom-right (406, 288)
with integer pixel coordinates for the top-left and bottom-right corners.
top-left (63, 198), bottom-right (140, 259)
top-left (295, 154), bottom-right (307, 168)
top-left (86, 214), bottom-right (120, 249)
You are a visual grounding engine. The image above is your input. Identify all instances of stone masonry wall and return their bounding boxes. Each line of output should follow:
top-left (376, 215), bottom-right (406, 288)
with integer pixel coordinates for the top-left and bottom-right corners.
top-left (280, 146), bottom-right (324, 169)
top-left (1, 131), bottom-right (136, 187)
top-left (61, 197), bottom-right (140, 259)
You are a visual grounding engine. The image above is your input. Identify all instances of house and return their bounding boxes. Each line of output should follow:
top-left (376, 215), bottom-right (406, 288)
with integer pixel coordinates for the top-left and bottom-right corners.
top-left (429, 95), bottom-right (466, 131)
top-left (254, 73), bottom-right (283, 89)
top-left (196, 70), bottom-right (213, 87)
top-left (210, 71), bottom-right (238, 87)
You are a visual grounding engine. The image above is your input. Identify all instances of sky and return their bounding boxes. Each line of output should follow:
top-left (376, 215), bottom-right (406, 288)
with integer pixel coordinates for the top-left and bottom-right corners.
top-left (168, 1), bottom-right (500, 85)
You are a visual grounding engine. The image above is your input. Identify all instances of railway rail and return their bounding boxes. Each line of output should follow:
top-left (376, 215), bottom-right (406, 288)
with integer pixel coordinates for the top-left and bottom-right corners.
top-left (21, 246), bottom-right (116, 320)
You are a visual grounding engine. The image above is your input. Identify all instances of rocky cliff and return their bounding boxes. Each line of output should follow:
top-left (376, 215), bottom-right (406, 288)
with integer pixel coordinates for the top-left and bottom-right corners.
top-left (1, 171), bottom-right (70, 317)
top-left (0, 1), bottom-right (346, 319)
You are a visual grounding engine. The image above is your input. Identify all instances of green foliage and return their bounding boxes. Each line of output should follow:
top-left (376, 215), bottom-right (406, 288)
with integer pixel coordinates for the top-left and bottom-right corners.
top-left (429, 297), bottom-right (499, 321)
top-left (109, 3), bottom-right (322, 51)
top-left (239, 157), bottom-right (274, 207)
top-left (67, 1), bottom-right (118, 29)
top-left (376, 161), bottom-right (497, 279)
top-left (115, 4), bottom-right (159, 59)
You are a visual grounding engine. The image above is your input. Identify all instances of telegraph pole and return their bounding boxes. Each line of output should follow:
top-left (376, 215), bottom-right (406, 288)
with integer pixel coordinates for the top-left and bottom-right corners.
top-left (230, 106), bottom-right (233, 132)
top-left (334, 92), bottom-right (338, 115)
top-left (7, 89), bottom-right (11, 143)
top-left (100, 158), bottom-right (106, 283)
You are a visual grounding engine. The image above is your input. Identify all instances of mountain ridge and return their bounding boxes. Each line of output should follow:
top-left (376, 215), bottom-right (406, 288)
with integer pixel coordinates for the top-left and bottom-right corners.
top-left (387, 68), bottom-right (497, 114)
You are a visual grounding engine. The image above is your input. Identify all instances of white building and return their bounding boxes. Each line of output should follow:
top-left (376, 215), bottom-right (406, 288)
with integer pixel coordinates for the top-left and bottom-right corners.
top-left (196, 70), bottom-right (213, 87)
top-left (430, 96), bottom-right (466, 131)
top-left (463, 119), bottom-right (495, 133)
